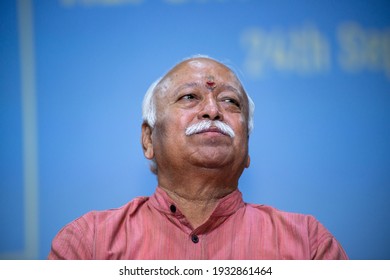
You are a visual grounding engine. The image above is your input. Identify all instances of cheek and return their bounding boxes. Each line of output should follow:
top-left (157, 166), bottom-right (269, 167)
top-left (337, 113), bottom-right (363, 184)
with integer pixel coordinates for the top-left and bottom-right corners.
top-left (239, 113), bottom-right (250, 135)
top-left (172, 110), bottom-right (198, 129)
top-left (239, 114), bottom-right (245, 126)
top-left (153, 120), bottom-right (165, 140)
top-left (230, 116), bottom-right (249, 148)
top-left (155, 113), bottom-right (189, 139)
top-left (233, 114), bottom-right (247, 134)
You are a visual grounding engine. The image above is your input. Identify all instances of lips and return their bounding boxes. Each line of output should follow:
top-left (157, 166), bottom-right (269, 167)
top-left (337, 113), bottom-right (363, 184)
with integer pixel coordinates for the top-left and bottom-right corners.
top-left (197, 127), bottom-right (227, 136)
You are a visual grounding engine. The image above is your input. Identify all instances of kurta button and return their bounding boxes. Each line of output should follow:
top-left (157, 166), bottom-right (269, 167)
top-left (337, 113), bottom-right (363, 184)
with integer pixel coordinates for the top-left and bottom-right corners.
top-left (169, 205), bottom-right (176, 213)
top-left (191, 235), bottom-right (199, 244)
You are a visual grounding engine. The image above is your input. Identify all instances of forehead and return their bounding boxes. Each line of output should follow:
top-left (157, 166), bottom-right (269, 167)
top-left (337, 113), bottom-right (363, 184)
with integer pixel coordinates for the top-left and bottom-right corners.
top-left (160, 58), bottom-right (240, 90)
top-left (167, 58), bottom-right (238, 83)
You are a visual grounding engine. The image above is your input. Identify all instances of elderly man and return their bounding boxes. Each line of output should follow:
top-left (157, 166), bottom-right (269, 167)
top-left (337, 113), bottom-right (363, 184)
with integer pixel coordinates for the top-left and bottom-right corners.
top-left (48, 56), bottom-right (348, 259)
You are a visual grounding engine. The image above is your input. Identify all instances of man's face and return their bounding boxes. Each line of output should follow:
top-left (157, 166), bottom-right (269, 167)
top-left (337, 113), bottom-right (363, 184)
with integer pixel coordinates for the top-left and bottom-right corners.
top-left (148, 58), bottom-right (250, 174)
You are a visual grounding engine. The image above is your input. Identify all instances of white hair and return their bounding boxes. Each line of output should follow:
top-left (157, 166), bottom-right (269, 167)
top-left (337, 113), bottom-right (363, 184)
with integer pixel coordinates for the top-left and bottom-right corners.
top-left (142, 78), bottom-right (161, 129)
top-left (142, 56), bottom-right (255, 134)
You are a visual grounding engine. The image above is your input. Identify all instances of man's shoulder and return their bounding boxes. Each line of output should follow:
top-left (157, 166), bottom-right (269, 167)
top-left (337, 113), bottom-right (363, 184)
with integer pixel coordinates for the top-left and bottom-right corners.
top-left (57, 196), bottom-right (150, 236)
top-left (242, 202), bottom-right (348, 259)
top-left (244, 202), bottom-right (317, 226)
top-left (81, 196), bottom-right (150, 222)
top-left (49, 196), bottom-right (151, 259)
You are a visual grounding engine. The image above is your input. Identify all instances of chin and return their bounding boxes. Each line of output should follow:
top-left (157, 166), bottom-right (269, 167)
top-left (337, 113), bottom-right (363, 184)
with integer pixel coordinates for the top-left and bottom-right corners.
top-left (193, 156), bottom-right (233, 169)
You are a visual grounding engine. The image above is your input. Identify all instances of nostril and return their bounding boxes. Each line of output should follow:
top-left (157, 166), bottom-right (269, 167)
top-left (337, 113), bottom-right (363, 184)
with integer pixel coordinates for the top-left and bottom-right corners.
top-left (199, 102), bottom-right (223, 121)
top-left (202, 114), bottom-right (220, 120)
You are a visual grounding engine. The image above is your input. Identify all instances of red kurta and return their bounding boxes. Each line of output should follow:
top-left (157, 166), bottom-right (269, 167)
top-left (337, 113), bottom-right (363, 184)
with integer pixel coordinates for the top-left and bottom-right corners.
top-left (48, 187), bottom-right (348, 260)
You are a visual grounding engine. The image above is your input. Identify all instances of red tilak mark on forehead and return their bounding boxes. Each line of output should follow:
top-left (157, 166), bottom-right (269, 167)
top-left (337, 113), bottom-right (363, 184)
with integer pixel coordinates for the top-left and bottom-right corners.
top-left (206, 81), bottom-right (215, 87)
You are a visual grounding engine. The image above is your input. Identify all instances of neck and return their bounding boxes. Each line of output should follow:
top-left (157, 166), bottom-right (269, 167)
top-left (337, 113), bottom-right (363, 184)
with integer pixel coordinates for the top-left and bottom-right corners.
top-left (158, 168), bottom-right (238, 229)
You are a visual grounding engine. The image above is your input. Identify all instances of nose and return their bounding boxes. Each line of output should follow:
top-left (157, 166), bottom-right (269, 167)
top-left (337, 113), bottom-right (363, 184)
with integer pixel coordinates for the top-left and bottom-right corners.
top-left (197, 96), bottom-right (223, 121)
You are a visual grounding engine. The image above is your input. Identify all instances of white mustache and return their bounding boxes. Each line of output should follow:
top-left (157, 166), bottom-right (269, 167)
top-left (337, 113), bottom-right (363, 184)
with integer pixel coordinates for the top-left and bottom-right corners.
top-left (185, 120), bottom-right (235, 138)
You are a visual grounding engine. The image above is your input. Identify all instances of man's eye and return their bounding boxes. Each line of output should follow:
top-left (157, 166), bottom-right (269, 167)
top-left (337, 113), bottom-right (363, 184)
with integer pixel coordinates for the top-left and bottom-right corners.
top-left (180, 94), bottom-right (196, 100)
top-left (223, 98), bottom-right (240, 108)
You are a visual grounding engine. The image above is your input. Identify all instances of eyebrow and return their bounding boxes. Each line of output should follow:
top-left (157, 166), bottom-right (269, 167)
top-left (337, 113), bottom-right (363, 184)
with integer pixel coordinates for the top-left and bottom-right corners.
top-left (172, 82), bottom-right (201, 97)
top-left (173, 82), bottom-right (242, 96)
top-left (218, 83), bottom-right (242, 96)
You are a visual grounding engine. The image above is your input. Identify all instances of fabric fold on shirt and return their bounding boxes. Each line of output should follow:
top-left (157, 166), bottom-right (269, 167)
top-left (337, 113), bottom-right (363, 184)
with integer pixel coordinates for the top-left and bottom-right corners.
top-left (48, 186), bottom-right (349, 260)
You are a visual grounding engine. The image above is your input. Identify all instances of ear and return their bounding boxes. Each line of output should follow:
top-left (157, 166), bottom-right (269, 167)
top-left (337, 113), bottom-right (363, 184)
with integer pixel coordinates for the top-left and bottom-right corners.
top-left (141, 123), bottom-right (154, 160)
top-left (245, 154), bottom-right (250, 168)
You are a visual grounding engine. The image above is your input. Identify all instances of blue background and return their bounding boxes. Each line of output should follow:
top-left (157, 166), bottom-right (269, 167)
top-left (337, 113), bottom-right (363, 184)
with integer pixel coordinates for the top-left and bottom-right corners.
top-left (1, 0), bottom-right (389, 259)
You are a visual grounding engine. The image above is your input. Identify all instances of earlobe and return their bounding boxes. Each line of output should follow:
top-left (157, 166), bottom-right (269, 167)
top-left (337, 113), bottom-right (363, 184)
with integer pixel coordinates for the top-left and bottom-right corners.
top-left (141, 123), bottom-right (154, 160)
top-left (245, 155), bottom-right (251, 168)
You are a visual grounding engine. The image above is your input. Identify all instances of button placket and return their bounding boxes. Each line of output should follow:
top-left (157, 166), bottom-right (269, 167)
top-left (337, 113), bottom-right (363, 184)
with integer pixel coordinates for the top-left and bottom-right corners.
top-left (169, 204), bottom-right (176, 213)
top-left (191, 234), bottom-right (199, 244)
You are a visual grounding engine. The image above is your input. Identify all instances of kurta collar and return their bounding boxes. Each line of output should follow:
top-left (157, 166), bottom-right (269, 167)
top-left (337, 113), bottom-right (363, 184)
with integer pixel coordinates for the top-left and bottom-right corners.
top-left (148, 186), bottom-right (245, 234)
